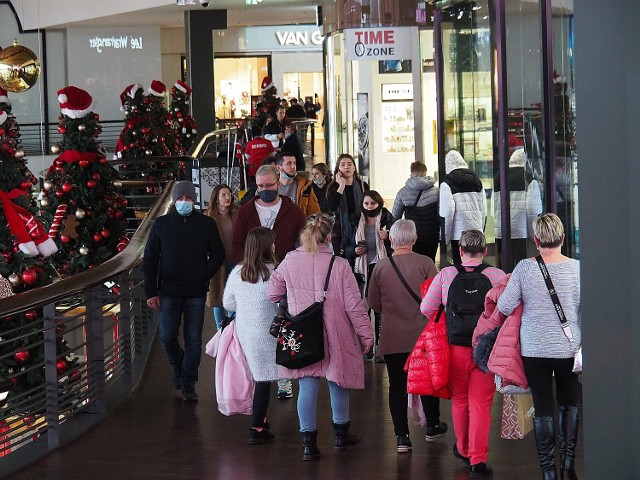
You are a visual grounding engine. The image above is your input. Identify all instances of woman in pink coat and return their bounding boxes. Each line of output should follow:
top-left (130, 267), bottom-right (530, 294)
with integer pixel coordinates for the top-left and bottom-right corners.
top-left (266, 213), bottom-right (374, 461)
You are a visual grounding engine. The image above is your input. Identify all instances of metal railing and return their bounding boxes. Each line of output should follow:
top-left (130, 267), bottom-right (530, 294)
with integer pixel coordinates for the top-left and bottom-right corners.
top-left (0, 181), bottom-right (174, 476)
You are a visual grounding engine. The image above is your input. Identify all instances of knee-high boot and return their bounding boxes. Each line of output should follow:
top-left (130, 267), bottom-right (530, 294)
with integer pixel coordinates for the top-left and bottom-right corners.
top-left (301, 431), bottom-right (321, 461)
top-left (533, 416), bottom-right (557, 480)
top-left (558, 406), bottom-right (580, 480)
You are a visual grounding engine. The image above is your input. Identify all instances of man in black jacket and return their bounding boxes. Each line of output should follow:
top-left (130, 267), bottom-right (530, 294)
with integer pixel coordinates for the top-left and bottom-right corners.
top-left (144, 181), bottom-right (224, 402)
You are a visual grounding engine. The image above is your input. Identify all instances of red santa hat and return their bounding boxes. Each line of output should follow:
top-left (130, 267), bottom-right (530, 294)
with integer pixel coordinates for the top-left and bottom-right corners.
top-left (174, 80), bottom-right (192, 95)
top-left (57, 86), bottom-right (95, 119)
top-left (0, 87), bottom-right (10, 106)
top-left (0, 189), bottom-right (58, 258)
top-left (0, 109), bottom-right (7, 125)
top-left (119, 83), bottom-right (143, 108)
top-left (148, 80), bottom-right (167, 97)
top-left (261, 76), bottom-right (275, 93)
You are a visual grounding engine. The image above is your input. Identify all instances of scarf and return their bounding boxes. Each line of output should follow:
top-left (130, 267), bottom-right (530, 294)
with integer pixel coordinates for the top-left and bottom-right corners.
top-left (354, 213), bottom-right (388, 294)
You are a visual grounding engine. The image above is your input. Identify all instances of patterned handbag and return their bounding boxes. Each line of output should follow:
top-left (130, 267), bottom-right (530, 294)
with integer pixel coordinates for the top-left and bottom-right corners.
top-left (275, 256), bottom-right (335, 369)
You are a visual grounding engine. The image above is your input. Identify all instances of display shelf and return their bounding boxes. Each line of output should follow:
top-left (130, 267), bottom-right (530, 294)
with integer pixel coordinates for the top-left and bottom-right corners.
top-left (382, 101), bottom-right (415, 154)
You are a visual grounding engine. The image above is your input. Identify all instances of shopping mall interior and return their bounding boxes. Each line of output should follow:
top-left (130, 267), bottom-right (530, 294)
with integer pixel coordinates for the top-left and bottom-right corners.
top-left (0, 0), bottom-right (638, 478)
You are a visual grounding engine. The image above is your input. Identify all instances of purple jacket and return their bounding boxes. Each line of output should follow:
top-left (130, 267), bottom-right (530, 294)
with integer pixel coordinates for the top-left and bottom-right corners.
top-left (266, 244), bottom-right (374, 389)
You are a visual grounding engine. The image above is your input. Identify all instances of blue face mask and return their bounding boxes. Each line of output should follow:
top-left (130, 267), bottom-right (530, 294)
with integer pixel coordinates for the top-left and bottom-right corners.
top-left (280, 170), bottom-right (295, 180)
top-left (257, 190), bottom-right (278, 203)
top-left (313, 178), bottom-right (324, 186)
top-left (175, 200), bottom-right (194, 216)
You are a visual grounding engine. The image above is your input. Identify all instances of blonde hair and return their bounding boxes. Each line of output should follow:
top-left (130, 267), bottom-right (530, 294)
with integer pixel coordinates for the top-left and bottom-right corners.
top-left (300, 213), bottom-right (334, 254)
top-left (459, 230), bottom-right (486, 256)
top-left (533, 213), bottom-right (564, 248)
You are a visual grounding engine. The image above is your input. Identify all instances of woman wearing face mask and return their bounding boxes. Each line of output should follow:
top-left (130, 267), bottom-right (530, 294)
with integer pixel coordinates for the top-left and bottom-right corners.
top-left (326, 153), bottom-right (370, 260)
top-left (281, 122), bottom-right (305, 172)
top-left (206, 184), bottom-right (238, 330)
top-left (310, 163), bottom-right (332, 213)
top-left (346, 190), bottom-right (394, 361)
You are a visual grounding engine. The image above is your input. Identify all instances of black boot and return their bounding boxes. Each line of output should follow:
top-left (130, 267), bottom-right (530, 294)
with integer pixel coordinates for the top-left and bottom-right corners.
top-left (533, 416), bottom-right (557, 480)
top-left (333, 421), bottom-right (361, 451)
top-left (301, 431), bottom-right (321, 461)
top-left (558, 406), bottom-right (580, 480)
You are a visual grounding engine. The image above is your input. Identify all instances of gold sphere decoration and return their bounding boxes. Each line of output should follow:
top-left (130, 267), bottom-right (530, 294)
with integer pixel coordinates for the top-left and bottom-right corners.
top-left (8, 273), bottom-right (21, 287)
top-left (79, 246), bottom-right (90, 256)
top-left (40, 197), bottom-right (50, 207)
top-left (0, 40), bottom-right (41, 93)
top-left (51, 143), bottom-right (61, 154)
top-left (75, 208), bottom-right (86, 219)
top-left (43, 180), bottom-right (54, 191)
top-left (14, 148), bottom-right (25, 159)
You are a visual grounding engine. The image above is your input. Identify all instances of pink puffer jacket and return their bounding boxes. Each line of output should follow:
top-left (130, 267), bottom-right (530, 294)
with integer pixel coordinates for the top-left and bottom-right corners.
top-left (472, 275), bottom-right (528, 390)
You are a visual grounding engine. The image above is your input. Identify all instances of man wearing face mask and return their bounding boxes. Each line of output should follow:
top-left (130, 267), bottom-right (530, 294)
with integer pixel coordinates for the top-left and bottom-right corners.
top-left (280, 122), bottom-right (305, 171)
top-left (232, 164), bottom-right (306, 264)
top-left (274, 151), bottom-right (320, 217)
top-left (143, 181), bottom-right (225, 402)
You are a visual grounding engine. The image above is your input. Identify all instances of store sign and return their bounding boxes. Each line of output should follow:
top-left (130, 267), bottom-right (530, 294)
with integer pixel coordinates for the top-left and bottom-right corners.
top-left (89, 35), bottom-right (144, 53)
top-left (381, 84), bottom-right (413, 101)
top-left (276, 30), bottom-right (324, 47)
top-left (345, 28), bottom-right (412, 61)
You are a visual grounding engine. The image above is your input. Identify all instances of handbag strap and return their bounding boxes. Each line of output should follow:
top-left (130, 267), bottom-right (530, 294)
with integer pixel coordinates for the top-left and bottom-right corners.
top-left (534, 255), bottom-right (577, 347)
top-left (320, 255), bottom-right (336, 301)
top-left (388, 255), bottom-right (422, 304)
top-left (411, 189), bottom-right (425, 208)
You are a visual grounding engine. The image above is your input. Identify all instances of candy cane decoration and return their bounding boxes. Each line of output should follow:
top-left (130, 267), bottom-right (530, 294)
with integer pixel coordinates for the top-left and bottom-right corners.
top-left (48, 203), bottom-right (68, 239)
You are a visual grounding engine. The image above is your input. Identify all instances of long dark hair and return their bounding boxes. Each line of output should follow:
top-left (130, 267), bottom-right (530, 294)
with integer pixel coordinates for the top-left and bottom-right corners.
top-left (332, 153), bottom-right (360, 178)
top-left (205, 184), bottom-right (237, 220)
top-left (240, 227), bottom-right (277, 283)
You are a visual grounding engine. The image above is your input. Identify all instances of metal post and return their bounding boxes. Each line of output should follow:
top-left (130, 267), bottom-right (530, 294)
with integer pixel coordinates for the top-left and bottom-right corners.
top-left (491, 0), bottom-right (511, 270)
top-left (541, 0), bottom-right (557, 212)
top-left (118, 273), bottom-right (133, 391)
top-left (85, 287), bottom-right (107, 414)
top-left (434, 7), bottom-right (448, 257)
top-left (42, 302), bottom-right (60, 450)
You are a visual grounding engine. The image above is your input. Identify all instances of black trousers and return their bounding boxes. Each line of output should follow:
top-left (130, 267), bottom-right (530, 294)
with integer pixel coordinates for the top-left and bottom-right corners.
top-left (384, 352), bottom-right (441, 435)
top-left (413, 238), bottom-right (439, 263)
top-left (522, 356), bottom-right (579, 417)
top-left (252, 381), bottom-right (272, 428)
top-left (450, 240), bottom-right (462, 264)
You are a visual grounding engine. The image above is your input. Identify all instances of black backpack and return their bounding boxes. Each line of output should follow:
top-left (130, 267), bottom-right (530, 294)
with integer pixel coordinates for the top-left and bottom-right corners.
top-left (445, 264), bottom-right (492, 347)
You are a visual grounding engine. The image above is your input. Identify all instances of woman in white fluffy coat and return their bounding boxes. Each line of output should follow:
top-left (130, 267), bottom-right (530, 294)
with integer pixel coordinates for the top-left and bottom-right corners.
top-left (223, 227), bottom-right (279, 444)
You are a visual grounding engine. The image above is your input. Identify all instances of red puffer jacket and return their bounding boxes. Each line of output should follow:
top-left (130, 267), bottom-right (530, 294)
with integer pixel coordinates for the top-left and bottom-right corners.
top-left (405, 277), bottom-right (451, 399)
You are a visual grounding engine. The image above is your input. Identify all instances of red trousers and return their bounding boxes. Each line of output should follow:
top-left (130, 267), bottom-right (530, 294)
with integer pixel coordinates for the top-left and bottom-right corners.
top-left (449, 345), bottom-right (496, 465)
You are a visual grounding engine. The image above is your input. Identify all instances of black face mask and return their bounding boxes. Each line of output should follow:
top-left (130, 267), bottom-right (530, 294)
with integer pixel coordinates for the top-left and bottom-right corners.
top-left (362, 206), bottom-right (382, 217)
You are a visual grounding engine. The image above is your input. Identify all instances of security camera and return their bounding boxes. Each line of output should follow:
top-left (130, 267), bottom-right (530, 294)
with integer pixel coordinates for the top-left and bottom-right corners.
top-left (199, 0), bottom-right (210, 6)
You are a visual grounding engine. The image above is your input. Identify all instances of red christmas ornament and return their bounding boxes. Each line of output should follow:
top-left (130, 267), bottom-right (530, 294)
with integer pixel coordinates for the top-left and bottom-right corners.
top-left (58, 126), bottom-right (67, 134)
top-left (56, 360), bottom-right (68, 374)
top-left (69, 370), bottom-right (81, 383)
top-left (1, 251), bottom-right (12, 262)
top-left (24, 310), bottom-right (39, 321)
top-left (20, 180), bottom-right (32, 190)
top-left (21, 268), bottom-right (38, 285)
top-left (86, 180), bottom-right (96, 189)
top-left (0, 128), bottom-right (5, 135)
top-left (116, 237), bottom-right (129, 252)
top-left (78, 160), bottom-right (90, 168)
top-left (120, 198), bottom-right (128, 207)
top-left (99, 158), bottom-right (108, 165)
top-left (92, 172), bottom-right (101, 180)
top-left (60, 235), bottom-right (72, 244)
top-left (112, 285), bottom-right (121, 295)
top-left (61, 182), bottom-right (73, 193)
top-left (55, 190), bottom-right (64, 198)
top-left (14, 350), bottom-right (31, 363)
top-left (93, 233), bottom-right (103, 242)
top-left (94, 113), bottom-right (100, 121)
top-left (114, 210), bottom-right (123, 219)
top-left (101, 229), bottom-right (110, 238)
top-left (142, 127), bottom-right (150, 135)
top-left (127, 121), bottom-right (135, 129)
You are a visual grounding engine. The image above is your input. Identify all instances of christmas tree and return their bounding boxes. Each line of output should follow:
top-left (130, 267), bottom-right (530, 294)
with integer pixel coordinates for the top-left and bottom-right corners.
top-left (40, 86), bottom-right (129, 277)
top-left (169, 80), bottom-right (197, 156)
top-left (115, 81), bottom-right (180, 183)
top-left (0, 96), bottom-right (57, 292)
top-left (0, 90), bottom-right (79, 415)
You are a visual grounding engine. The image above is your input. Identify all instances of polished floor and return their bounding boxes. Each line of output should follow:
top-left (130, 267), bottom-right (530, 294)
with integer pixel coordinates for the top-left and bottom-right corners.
top-left (7, 315), bottom-right (583, 480)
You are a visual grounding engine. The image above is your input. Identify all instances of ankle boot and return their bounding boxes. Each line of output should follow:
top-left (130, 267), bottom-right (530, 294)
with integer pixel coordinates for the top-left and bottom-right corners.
top-left (301, 431), bottom-right (321, 461)
top-left (332, 421), bottom-right (361, 451)
top-left (558, 406), bottom-right (580, 480)
top-left (533, 416), bottom-right (557, 480)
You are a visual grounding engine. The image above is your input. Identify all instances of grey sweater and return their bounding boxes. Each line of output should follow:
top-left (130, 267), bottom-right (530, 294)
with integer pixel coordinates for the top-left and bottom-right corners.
top-left (497, 257), bottom-right (581, 358)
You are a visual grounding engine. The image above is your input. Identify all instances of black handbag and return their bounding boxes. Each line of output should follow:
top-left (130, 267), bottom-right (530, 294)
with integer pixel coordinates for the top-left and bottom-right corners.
top-left (275, 256), bottom-right (335, 369)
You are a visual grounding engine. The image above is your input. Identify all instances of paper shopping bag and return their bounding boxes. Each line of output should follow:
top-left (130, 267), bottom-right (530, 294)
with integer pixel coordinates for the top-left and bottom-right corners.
top-left (500, 393), bottom-right (534, 440)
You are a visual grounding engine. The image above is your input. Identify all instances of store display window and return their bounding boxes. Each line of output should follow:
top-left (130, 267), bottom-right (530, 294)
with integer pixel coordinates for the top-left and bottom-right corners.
top-left (213, 56), bottom-right (269, 119)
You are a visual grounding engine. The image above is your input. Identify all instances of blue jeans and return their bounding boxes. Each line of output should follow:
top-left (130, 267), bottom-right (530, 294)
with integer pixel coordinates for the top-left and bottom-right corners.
top-left (213, 307), bottom-right (234, 331)
top-left (297, 377), bottom-right (350, 432)
top-left (158, 295), bottom-right (206, 389)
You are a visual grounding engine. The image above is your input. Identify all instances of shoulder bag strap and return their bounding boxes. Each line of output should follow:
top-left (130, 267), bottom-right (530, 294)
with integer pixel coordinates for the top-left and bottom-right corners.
top-left (388, 255), bottom-right (422, 304)
top-left (320, 255), bottom-right (336, 301)
top-left (534, 255), bottom-right (577, 347)
top-left (411, 189), bottom-right (425, 208)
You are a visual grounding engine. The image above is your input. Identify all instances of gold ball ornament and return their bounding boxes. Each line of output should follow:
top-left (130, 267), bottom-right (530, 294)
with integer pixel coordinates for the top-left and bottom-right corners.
top-left (14, 148), bottom-right (25, 159)
top-left (78, 124), bottom-right (86, 132)
top-left (79, 246), bottom-right (89, 256)
top-left (145, 149), bottom-right (152, 155)
top-left (43, 180), bottom-right (54, 191)
top-left (75, 208), bottom-right (86, 219)
top-left (40, 196), bottom-right (50, 207)
top-left (51, 143), bottom-right (61, 154)
top-left (112, 180), bottom-right (123, 188)
top-left (8, 273), bottom-right (21, 287)
top-left (0, 40), bottom-right (41, 93)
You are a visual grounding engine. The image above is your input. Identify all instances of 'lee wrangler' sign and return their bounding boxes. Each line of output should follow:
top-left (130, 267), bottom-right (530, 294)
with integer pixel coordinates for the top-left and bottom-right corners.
top-left (345, 27), bottom-right (412, 62)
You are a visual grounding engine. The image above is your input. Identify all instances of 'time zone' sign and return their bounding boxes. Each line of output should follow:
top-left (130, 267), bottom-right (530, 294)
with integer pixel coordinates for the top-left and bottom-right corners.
top-left (345, 27), bottom-right (413, 61)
